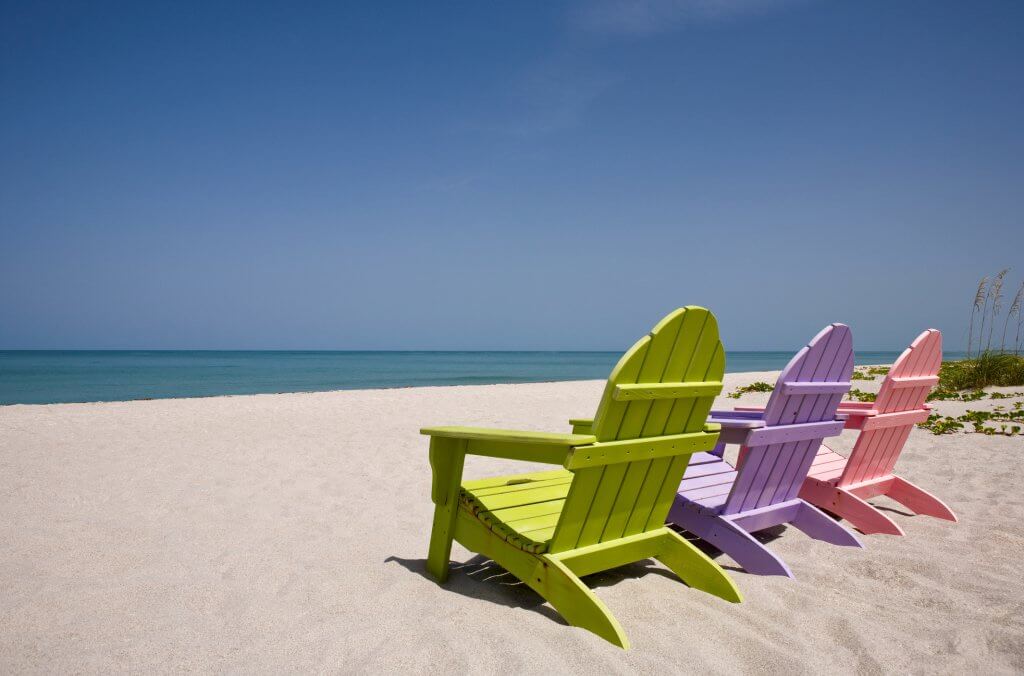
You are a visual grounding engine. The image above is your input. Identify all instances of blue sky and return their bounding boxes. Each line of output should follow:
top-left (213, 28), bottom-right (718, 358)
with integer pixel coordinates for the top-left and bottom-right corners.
top-left (1, 1), bottom-right (1021, 351)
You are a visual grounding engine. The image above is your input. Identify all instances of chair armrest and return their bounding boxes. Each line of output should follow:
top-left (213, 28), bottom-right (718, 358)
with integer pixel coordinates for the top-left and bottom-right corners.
top-left (836, 401), bottom-right (877, 410)
top-left (709, 410), bottom-right (765, 423)
top-left (834, 405), bottom-right (879, 429)
top-left (421, 426), bottom-right (596, 465)
top-left (733, 406), bottom-right (766, 413)
top-left (706, 412), bottom-right (765, 444)
top-left (568, 418), bottom-right (718, 436)
top-left (568, 418), bottom-right (594, 434)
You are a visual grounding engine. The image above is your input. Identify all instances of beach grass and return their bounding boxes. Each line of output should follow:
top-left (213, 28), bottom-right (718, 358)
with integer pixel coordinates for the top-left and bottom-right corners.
top-left (936, 352), bottom-right (1024, 392)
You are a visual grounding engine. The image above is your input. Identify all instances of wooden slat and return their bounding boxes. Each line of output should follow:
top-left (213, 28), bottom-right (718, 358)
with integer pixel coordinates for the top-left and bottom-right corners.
top-left (421, 426), bottom-right (594, 446)
top-left (489, 500), bottom-right (565, 523)
top-left (644, 454), bottom-right (694, 530)
top-left (625, 456), bottom-right (673, 535)
top-left (563, 430), bottom-right (719, 469)
top-left (421, 426), bottom-right (590, 465)
top-left (509, 512), bottom-right (562, 534)
top-left (462, 469), bottom-right (571, 491)
top-left (647, 308), bottom-right (709, 437)
top-left (889, 375), bottom-right (940, 389)
top-left (860, 409), bottom-right (930, 431)
top-left (743, 419), bottom-right (845, 446)
top-left (662, 311), bottom-right (717, 437)
top-left (575, 464), bottom-right (629, 547)
top-left (770, 438), bottom-right (819, 503)
top-left (725, 499), bottom-right (802, 532)
top-left (553, 530), bottom-right (666, 578)
top-left (465, 484), bottom-right (571, 512)
top-left (613, 381), bottom-right (723, 401)
top-left (678, 471), bottom-right (736, 492)
top-left (778, 381), bottom-right (852, 396)
top-left (547, 466), bottom-right (602, 553)
top-left (464, 440), bottom-right (571, 466)
top-left (600, 460), bottom-right (654, 541)
top-left (739, 443), bottom-right (787, 512)
top-left (469, 475), bottom-right (574, 497)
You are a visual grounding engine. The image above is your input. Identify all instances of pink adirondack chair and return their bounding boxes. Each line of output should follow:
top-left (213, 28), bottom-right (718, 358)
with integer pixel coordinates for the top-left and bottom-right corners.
top-left (799, 329), bottom-right (957, 535)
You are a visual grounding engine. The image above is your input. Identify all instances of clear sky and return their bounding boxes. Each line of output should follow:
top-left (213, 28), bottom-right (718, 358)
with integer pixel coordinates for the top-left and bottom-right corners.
top-left (2, 1), bottom-right (1021, 351)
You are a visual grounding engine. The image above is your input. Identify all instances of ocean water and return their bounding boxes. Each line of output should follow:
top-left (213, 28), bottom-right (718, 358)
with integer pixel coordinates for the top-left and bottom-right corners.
top-left (0, 350), bottom-right (961, 406)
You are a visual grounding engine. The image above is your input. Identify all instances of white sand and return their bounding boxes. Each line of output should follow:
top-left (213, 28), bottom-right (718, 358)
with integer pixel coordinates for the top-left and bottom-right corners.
top-left (1, 372), bottom-right (1022, 673)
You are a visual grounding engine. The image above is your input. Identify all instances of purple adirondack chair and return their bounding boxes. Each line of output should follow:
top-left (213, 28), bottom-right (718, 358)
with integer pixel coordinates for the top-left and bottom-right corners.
top-left (667, 324), bottom-right (863, 577)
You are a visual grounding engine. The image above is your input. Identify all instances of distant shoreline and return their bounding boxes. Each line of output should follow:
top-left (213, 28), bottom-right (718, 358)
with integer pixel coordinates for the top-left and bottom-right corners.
top-left (0, 350), bottom-right (965, 406)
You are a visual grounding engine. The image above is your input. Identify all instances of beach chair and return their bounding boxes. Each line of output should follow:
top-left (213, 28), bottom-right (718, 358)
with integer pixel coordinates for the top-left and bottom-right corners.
top-left (422, 307), bottom-right (741, 649)
top-left (666, 324), bottom-right (863, 577)
top-left (799, 329), bottom-right (957, 535)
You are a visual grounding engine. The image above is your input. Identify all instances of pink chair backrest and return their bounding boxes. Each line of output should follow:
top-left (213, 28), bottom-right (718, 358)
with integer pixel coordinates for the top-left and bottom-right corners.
top-left (838, 329), bottom-right (942, 486)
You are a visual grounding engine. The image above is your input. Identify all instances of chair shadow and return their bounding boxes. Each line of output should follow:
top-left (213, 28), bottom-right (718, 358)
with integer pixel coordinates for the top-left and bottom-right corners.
top-left (387, 527), bottom-right (781, 623)
top-left (817, 501), bottom-right (914, 524)
top-left (872, 503), bottom-right (915, 517)
top-left (385, 554), bottom-right (564, 623)
top-left (386, 553), bottom-right (697, 625)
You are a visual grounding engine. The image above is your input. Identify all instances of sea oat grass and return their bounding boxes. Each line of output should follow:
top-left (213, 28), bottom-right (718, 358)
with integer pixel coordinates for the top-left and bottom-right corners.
top-left (936, 352), bottom-right (1024, 392)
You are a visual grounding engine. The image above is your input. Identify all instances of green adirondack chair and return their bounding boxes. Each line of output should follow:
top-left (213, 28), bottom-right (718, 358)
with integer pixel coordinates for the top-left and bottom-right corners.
top-left (422, 307), bottom-right (742, 649)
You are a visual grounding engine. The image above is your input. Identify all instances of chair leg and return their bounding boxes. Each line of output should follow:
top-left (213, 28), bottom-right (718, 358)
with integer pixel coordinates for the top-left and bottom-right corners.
top-left (451, 508), bottom-right (630, 648)
top-left (789, 501), bottom-right (863, 547)
top-left (669, 500), bottom-right (793, 577)
top-left (885, 476), bottom-right (958, 522)
top-left (801, 478), bottom-right (904, 536)
top-left (655, 529), bottom-right (742, 603)
top-left (425, 438), bottom-right (466, 583)
top-left (535, 556), bottom-right (630, 649)
top-left (427, 502), bottom-right (458, 582)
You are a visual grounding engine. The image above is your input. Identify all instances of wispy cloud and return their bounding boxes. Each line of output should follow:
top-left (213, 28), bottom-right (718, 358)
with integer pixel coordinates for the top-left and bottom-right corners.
top-left (465, 1), bottom-right (805, 143)
top-left (570, 0), bottom-right (806, 38)
top-left (503, 61), bottom-right (620, 136)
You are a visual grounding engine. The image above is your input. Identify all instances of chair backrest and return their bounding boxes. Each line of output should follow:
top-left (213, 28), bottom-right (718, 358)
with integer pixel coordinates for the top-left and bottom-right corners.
top-left (838, 329), bottom-right (941, 486)
top-left (721, 324), bottom-right (853, 515)
top-left (547, 306), bottom-right (724, 554)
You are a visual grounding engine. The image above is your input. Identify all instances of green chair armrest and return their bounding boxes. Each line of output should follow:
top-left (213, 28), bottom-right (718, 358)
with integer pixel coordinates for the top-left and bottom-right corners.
top-left (568, 418), bottom-right (594, 434)
top-left (568, 420), bottom-right (719, 435)
top-left (421, 426), bottom-right (596, 465)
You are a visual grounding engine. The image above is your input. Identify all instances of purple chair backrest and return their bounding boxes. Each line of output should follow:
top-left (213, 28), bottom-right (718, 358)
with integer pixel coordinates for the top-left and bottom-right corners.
top-left (721, 324), bottom-right (854, 515)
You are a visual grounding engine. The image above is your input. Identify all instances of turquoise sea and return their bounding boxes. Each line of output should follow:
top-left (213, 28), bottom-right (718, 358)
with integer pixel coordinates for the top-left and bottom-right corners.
top-left (0, 350), bottom-right (963, 406)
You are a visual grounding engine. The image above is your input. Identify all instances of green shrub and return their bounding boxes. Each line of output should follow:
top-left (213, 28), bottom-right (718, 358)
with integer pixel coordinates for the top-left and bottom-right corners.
top-left (938, 352), bottom-right (1024, 391)
top-left (851, 366), bottom-right (889, 381)
top-left (847, 388), bottom-right (877, 402)
top-left (726, 381), bottom-right (774, 399)
top-left (917, 403), bottom-right (1024, 436)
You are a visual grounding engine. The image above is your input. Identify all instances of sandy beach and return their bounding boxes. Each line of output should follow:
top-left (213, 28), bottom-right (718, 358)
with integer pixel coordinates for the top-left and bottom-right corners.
top-left (1, 371), bottom-right (1022, 674)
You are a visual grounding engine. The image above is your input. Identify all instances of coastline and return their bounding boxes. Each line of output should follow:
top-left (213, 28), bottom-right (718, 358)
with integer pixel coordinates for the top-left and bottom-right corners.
top-left (2, 351), bottom-right (964, 406)
top-left (1, 372), bottom-right (1021, 672)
